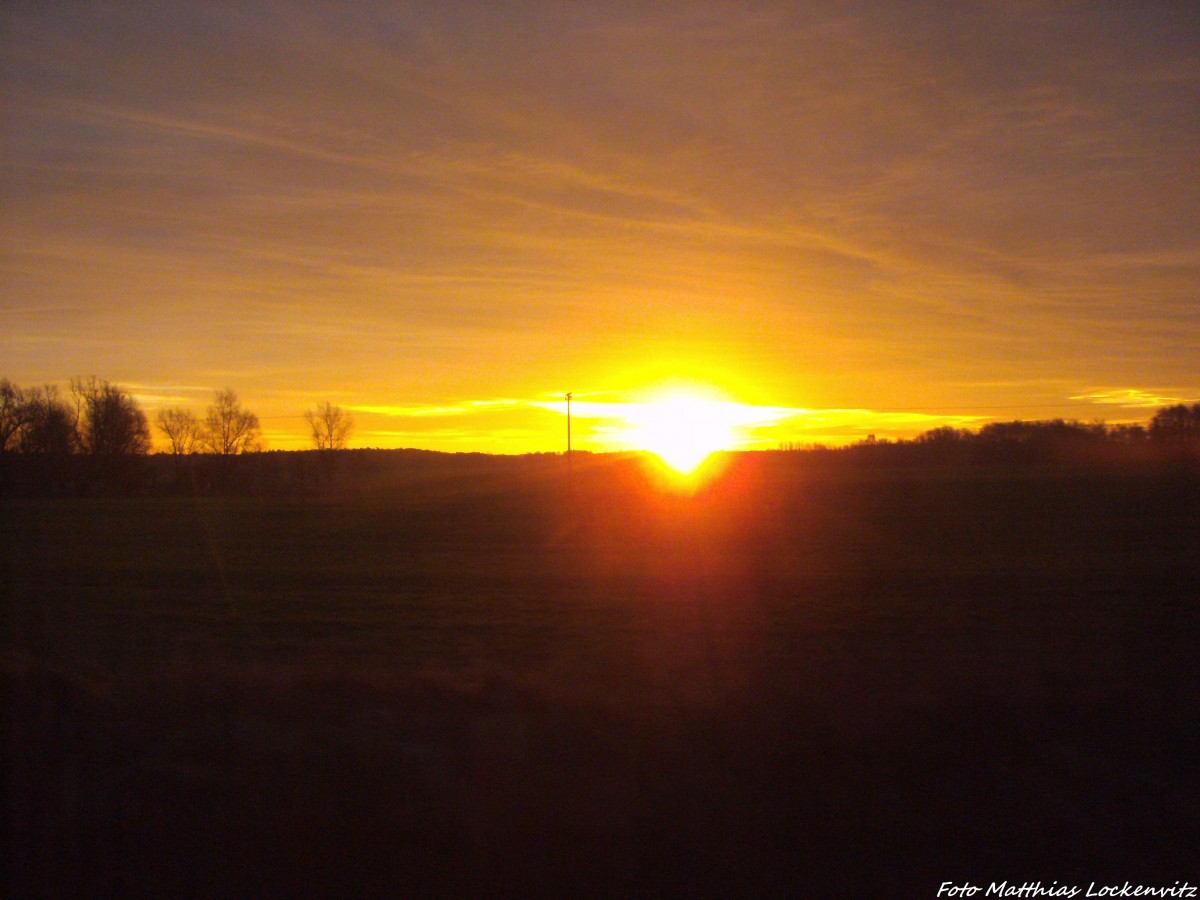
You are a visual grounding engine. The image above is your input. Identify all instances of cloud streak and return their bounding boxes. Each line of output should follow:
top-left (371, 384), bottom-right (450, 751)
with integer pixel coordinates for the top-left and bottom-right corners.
top-left (2, 2), bottom-right (1197, 451)
top-left (1072, 389), bottom-right (1199, 409)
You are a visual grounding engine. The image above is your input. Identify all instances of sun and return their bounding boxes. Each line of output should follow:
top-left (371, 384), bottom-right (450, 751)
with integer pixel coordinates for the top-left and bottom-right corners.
top-left (621, 389), bottom-right (742, 475)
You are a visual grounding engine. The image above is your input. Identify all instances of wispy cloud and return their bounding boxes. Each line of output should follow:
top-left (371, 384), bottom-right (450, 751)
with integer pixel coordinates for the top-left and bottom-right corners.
top-left (2, 2), bottom-right (1197, 447)
top-left (352, 399), bottom-right (532, 418)
top-left (346, 392), bottom-right (994, 453)
top-left (125, 383), bottom-right (216, 410)
top-left (1071, 389), bottom-right (1197, 409)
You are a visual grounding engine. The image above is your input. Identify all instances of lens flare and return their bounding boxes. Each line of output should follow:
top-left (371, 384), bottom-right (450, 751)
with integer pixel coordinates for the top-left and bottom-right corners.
top-left (621, 390), bottom-right (744, 474)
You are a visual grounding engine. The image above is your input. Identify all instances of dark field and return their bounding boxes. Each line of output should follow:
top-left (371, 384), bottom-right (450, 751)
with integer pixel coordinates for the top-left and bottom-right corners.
top-left (4, 454), bottom-right (1199, 897)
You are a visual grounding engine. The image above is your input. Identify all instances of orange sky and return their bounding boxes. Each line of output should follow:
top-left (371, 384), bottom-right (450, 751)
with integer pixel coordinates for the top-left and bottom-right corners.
top-left (2, 2), bottom-right (1198, 452)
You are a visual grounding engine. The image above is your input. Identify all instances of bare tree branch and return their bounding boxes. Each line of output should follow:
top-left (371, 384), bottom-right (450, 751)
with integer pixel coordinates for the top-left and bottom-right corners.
top-left (156, 407), bottom-right (200, 456)
top-left (202, 389), bottom-right (261, 455)
top-left (305, 401), bottom-right (353, 451)
top-left (72, 377), bottom-right (151, 457)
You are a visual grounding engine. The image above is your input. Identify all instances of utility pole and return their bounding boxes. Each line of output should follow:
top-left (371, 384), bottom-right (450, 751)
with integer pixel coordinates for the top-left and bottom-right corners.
top-left (565, 392), bottom-right (573, 468)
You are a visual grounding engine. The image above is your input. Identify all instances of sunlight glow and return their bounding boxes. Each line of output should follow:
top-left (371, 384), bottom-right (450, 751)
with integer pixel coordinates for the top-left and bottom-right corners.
top-left (532, 383), bottom-right (807, 471)
top-left (619, 389), bottom-right (755, 474)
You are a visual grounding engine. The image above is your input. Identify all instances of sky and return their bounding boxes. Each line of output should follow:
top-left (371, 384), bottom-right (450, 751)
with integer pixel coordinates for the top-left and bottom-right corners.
top-left (2, 1), bottom-right (1198, 452)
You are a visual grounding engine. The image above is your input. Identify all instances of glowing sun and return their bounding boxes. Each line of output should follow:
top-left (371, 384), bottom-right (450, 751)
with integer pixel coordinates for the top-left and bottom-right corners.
top-left (621, 390), bottom-right (744, 474)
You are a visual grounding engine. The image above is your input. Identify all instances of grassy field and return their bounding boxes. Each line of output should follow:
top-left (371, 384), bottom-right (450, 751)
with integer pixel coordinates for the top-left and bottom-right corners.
top-left (4, 454), bottom-right (1199, 897)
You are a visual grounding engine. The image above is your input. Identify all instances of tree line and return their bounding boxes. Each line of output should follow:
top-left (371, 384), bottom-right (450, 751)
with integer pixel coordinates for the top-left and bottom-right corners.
top-left (1, 378), bottom-right (354, 458)
top-left (2, 374), bottom-right (1197, 494)
top-left (1, 377), bottom-right (355, 494)
top-left (779, 405), bottom-right (1200, 465)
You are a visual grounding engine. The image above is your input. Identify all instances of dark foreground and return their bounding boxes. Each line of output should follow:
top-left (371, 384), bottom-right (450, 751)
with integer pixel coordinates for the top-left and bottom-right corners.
top-left (4, 454), bottom-right (1199, 897)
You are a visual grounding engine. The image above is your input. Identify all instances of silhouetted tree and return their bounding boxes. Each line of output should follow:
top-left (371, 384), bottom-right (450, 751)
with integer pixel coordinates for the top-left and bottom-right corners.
top-left (305, 401), bottom-right (353, 451)
top-left (909, 425), bottom-right (972, 463)
top-left (1148, 404), bottom-right (1200, 446)
top-left (19, 386), bottom-right (76, 455)
top-left (157, 407), bottom-right (200, 456)
top-left (0, 379), bottom-right (33, 452)
top-left (916, 427), bottom-right (971, 444)
top-left (202, 389), bottom-right (261, 455)
top-left (1109, 424), bottom-right (1148, 444)
top-left (72, 377), bottom-right (151, 458)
